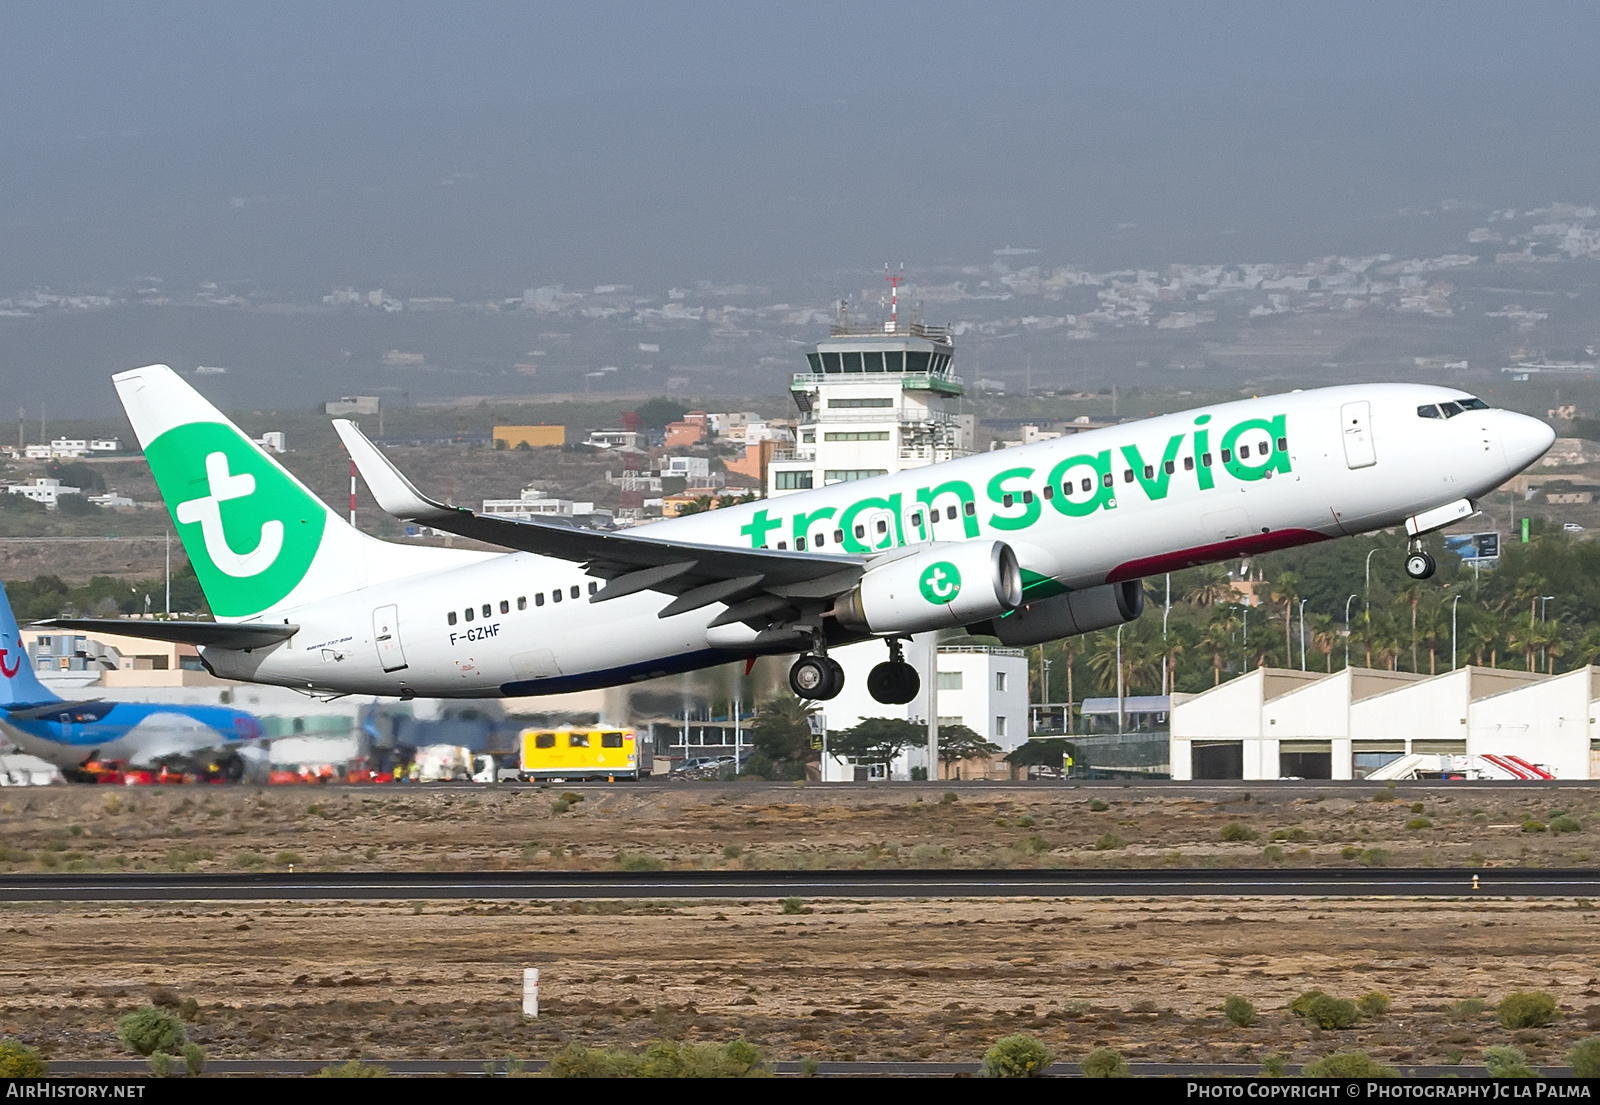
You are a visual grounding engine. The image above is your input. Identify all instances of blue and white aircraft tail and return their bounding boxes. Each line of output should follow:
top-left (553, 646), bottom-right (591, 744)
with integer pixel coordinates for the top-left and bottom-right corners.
top-left (0, 581), bottom-right (265, 776)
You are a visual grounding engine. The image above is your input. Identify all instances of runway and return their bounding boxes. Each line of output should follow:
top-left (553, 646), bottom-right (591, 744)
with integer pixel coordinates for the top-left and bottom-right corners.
top-left (1, 866), bottom-right (1594, 902)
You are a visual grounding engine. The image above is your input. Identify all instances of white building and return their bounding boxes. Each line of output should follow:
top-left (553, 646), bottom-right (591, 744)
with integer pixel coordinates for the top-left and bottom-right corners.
top-left (1173, 665), bottom-right (1600, 780)
top-left (5, 478), bottom-right (81, 506)
top-left (253, 431), bottom-right (286, 454)
top-left (586, 429), bottom-right (644, 450)
top-left (87, 491), bottom-right (134, 508)
top-left (767, 320), bottom-right (968, 496)
top-left (663, 456), bottom-right (711, 480)
top-left (325, 396), bottom-right (380, 416)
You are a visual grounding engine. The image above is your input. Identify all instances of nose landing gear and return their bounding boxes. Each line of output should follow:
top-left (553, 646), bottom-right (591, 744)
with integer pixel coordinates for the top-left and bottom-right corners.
top-left (1404, 540), bottom-right (1437, 580)
top-left (789, 653), bottom-right (845, 701)
top-left (867, 638), bottom-right (921, 705)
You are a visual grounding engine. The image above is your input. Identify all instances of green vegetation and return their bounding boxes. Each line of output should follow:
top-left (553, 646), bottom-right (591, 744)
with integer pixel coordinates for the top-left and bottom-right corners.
top-left (1093, 833), bottom-right (1126, 851)
top-left (1306, 994), bottom-right (1359, 1030)
top-left (617, 854), bottom-right (663, 872)
top-left (1079, 1047), bottom-right (1130, 1077)
top-left (1569, 1036), bottom-right (1600, 1078)
top-left (779, 897), bottom-right (809, 915)
top-left (979, 1034), bottom-right (1056, 1077)
top-left (546, 1039), bottom-right (769, 1078)
top-left (314, 1060), bottom-right (389, 1077)
top-left (0, 1039), bottom-right (47, 1077)
top-left (182, 1043), bottom-right (207, 1076)
top-left (147, 1052), bottom-right (175, 1077)
top-left (115, 1007), bottom-right (185, 1057)
top-left (1087, 798), bottom-right (1110, 812)
top-left (1219, 822), bottom-right (1258, 842)
top-left (1447, 997), bottom-right (1488, 1020)
top-left (1497, 991), bottom-right (1559, 1028)
top-left (1302, 1051), bottom-right (1398, 1077)
top-left (1356, 991), bottom-right (1392, 1018)
top-left (1551, 814), bottom-right (1584, 833)
top-left (1484, 1046), bottom-right (1540, 1077)
top-left (1259, 1054), bottom-right (1287, 1077)
top-left (1406, 817), bottom-right (1432, 830)
top-left (1222, 996), bottom-right (1258, 1027)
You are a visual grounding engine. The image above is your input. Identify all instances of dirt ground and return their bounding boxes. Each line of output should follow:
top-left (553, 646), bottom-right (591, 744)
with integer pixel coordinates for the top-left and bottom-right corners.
top-left (4, 782), bottom-right (1599, 1069)
top-left (2, 895), bottom-right (1598, 1068)
top-left (0, 781), bottom-right (1596, 875)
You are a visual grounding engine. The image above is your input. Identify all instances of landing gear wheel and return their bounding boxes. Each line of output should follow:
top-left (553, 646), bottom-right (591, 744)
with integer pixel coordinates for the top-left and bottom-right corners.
top-left (1405, 551), bottom-right (1436, 580)
top-left (790, 654), bottom-right (844, 701)
top-left (867, 661), bottom-right (921, 705)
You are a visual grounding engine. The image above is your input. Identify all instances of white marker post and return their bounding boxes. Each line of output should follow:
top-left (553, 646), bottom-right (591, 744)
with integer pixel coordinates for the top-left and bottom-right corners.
top-left (522, 968), bottom-right (539, 1018)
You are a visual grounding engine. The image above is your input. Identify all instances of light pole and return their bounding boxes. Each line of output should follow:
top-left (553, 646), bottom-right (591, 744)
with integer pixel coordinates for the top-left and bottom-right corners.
top-left (1298, 598), bottom-right (1308, 671)
top-left (1116, 624), bottom-right (1125, 735)
top-left (1242, 606), bottom-right (1249, 670)
top-left (1539, 595), bottom-right (1555, 672)
top-left (1364, 548), bottom-right (1379, 622)
top-left (1344, 594), bottom-right (1357, 670)
top-left (1042, 657), bottom-right (1052, 730)
top-left (1162, 579), bottom-right (1173, 695)
top-left (1451, 594), bottom-right (1462, 671)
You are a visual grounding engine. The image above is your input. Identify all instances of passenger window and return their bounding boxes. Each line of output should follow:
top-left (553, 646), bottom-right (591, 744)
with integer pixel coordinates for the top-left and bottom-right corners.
top-left (1201, 453), bottom-right (1212, 467)
top-left (1003, 493), bottom-right (1014, 508)
top-left (552, 590), bottom-right (562, 603)
top-left (517, 596), bottom-right (526, 610)
top-left (1258, 439), bottom-right (1269, 454)
top-left (1276, 436), bottom-right (1288, 451)
top-left (964, 502), bottom-right (975, 517)
top-left (535, 593), bottom-right (545, 607)
top-left (1239, 444), bottom-right (1250, 458)
top-left (464, 607), bottom-right (474, 622)
top-left (570, 585), bottom-right (580, 599)
top-left (814, 532), bottom-right (825, 546)
top-left (1221, 449), bottom-right (1231, 462)
top-left (568, 733), bottom-right (589, 748)
top-left (777, 541), bottom-right (787, 550)
top-left (500, 600), bottom-right (510, 614)
top-left (1163, 460), bottom-right (1175, 475)
top-left (1021, 490), bottom-right (1033, 504)
top-left (1144, 464), bottom-right (1154, 479)
top-left (909, 512), bottom-right (922, 528)
top-left (835, 527), bottom-right (846, 541)
top-left (534, 733), bottom-right (555, 749)
top-left (795, 536), bottom-right (807, 551)
top-left (482, 604), bottom-right (491, 618)
top-left (601, 732), bottom-right (624, 748)
top-left (1080, 477), bottom-right (1092, 492)
top-left (854, 524), bottom-right (865, 538)
top-left (945, 507), bottom-right (956, 521)
top-left (1041, 485), bottom-right (1053, 500)
top-left (1417, 404), bottom-right (1442, 419)
top-left (875, 519), bottom-right (887, 534)
top-left (1123, 469), bottom-right (1134, 482)
top-left (1101, 473), bottom-right (1113, 488)
top-left (447, 611), bottom-right (457, 626)
top-left (589, 581), bottom-right (598, 595)
top-left (1183, 457), bottom-right (1195, 471)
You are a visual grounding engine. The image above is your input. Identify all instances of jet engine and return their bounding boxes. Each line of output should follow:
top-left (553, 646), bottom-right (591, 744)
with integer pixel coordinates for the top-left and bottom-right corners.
top-left (831, 541), bottom-right (1022, 635)
top-left (968, 580), bottom-right (1144, 647)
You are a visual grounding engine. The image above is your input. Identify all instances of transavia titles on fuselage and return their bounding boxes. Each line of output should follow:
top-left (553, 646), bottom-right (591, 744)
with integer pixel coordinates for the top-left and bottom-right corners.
top-left (43, 366), bottom-right (1552, 708)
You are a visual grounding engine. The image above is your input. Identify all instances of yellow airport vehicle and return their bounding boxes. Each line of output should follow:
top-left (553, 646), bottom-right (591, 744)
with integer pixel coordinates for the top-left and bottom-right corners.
top-left (518, 727), bottom-right (649, 781)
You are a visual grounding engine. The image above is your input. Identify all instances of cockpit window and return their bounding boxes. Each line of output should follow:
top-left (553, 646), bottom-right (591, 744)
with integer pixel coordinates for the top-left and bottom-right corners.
top-left (1457, 396), bottom-right (1489, 410)
top-left (1438, 401), bottom-right (1464, 417)
top-left (1417, 404), bottom-right (1442, 419)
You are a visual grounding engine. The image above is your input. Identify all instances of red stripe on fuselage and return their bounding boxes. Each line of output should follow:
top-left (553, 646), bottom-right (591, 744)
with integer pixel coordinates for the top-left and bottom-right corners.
top-left (1106, 528), bottom-right (1329, 583)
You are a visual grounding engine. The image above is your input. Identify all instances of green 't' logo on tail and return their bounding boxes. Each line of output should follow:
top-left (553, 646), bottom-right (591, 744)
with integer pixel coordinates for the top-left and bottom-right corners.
top-left (144, 423), bottom-right (327, 617)
top-left (918, 561), bottom-right (962, 605)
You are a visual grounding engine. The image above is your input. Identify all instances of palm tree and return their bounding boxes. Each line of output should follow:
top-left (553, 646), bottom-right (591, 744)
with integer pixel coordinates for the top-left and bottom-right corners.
top-left (1505, 621), bottom-right (1538, 672)
top-left (1393, 579), bottom-right (1428, 672)
top-left (1308, 613), bottom-right (1339, 673)
top-left (1201, 612), bottom-right (1238, 687)
top-left (1415, 600), bottom-right (1447, 675)
top-left (1465, 614), bottom-right (1501, 668)
top-left (1270, 571), bottom-right (1300, 667)
top-left (1184, 565), bottom-right (1235, 607)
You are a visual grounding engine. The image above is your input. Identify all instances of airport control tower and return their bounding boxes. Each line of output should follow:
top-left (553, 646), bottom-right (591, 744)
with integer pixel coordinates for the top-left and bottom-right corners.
top-left (767, 271), bottom-right (969, 498)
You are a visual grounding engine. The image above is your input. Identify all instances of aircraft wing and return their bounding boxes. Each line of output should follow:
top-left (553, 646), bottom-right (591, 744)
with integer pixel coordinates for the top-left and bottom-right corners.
top-left (34, 618), bottom-right (299, 650)
top-left (334, 419), bottom-right (867, 622)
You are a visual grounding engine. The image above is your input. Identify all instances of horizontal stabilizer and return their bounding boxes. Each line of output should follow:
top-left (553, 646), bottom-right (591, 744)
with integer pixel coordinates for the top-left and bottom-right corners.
top-left (35, 619), bottom-right (298, 650)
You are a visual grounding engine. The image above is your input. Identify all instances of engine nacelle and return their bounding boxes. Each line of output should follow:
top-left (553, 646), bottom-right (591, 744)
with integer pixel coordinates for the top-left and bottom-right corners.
top-left (831, 541), bottom-right (1022, 635)
top-left (969, 580), bottom-right (1144, 647)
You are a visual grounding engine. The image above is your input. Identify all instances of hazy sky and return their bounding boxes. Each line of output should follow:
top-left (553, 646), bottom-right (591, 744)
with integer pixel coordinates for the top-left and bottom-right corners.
top-left (4, 2), bottom-right (1596, 142)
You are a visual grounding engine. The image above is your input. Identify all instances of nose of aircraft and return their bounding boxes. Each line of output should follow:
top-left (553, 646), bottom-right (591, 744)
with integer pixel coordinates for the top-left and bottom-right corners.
top-left (1499, 410), bottom-right (1556, 472)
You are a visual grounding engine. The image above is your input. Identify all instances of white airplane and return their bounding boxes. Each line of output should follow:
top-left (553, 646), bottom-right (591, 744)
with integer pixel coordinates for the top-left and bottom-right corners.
top-left (47, 366), bottom-right (1552, 706)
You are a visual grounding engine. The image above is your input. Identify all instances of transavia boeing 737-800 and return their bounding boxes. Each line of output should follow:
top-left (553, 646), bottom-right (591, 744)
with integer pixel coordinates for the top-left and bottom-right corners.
top-left (44, 365), bottom-right (1552, 706)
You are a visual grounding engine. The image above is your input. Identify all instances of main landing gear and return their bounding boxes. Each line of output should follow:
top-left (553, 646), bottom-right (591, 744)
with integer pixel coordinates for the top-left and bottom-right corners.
top-left (1404, 540), bottom-right (1437, 580)
top-left (789, 653), bottom-right (845, 701)
top-left (867, 638), bottom-right (921, 706)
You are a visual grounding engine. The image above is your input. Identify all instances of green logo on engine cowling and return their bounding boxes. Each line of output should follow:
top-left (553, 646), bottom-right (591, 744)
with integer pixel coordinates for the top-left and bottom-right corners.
top-left (919, 561), bottom-right (962, 604)
top-left (144, 422), bottom-right (326, 617)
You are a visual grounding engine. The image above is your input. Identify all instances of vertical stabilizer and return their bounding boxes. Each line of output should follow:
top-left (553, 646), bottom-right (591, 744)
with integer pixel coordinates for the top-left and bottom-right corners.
top-left (0, 582), bottom-right (59, 707)
top-left (114, 365), bottom-right (468, 621)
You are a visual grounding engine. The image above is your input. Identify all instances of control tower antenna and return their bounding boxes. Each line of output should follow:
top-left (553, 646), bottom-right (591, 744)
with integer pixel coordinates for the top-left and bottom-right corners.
top-left (884, 263), bottom-right (905, 333)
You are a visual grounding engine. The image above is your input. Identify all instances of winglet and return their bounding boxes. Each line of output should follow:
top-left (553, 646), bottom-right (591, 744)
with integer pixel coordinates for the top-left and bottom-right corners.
top-left (332, 419), bottom-right (459, 523)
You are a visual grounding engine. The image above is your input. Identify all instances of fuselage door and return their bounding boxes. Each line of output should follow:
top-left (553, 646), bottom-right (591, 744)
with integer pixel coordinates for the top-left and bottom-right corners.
top-left (1340, 401), bottom-right (1376, 469)
top-left (373, 605), bottom-right (408, 673)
